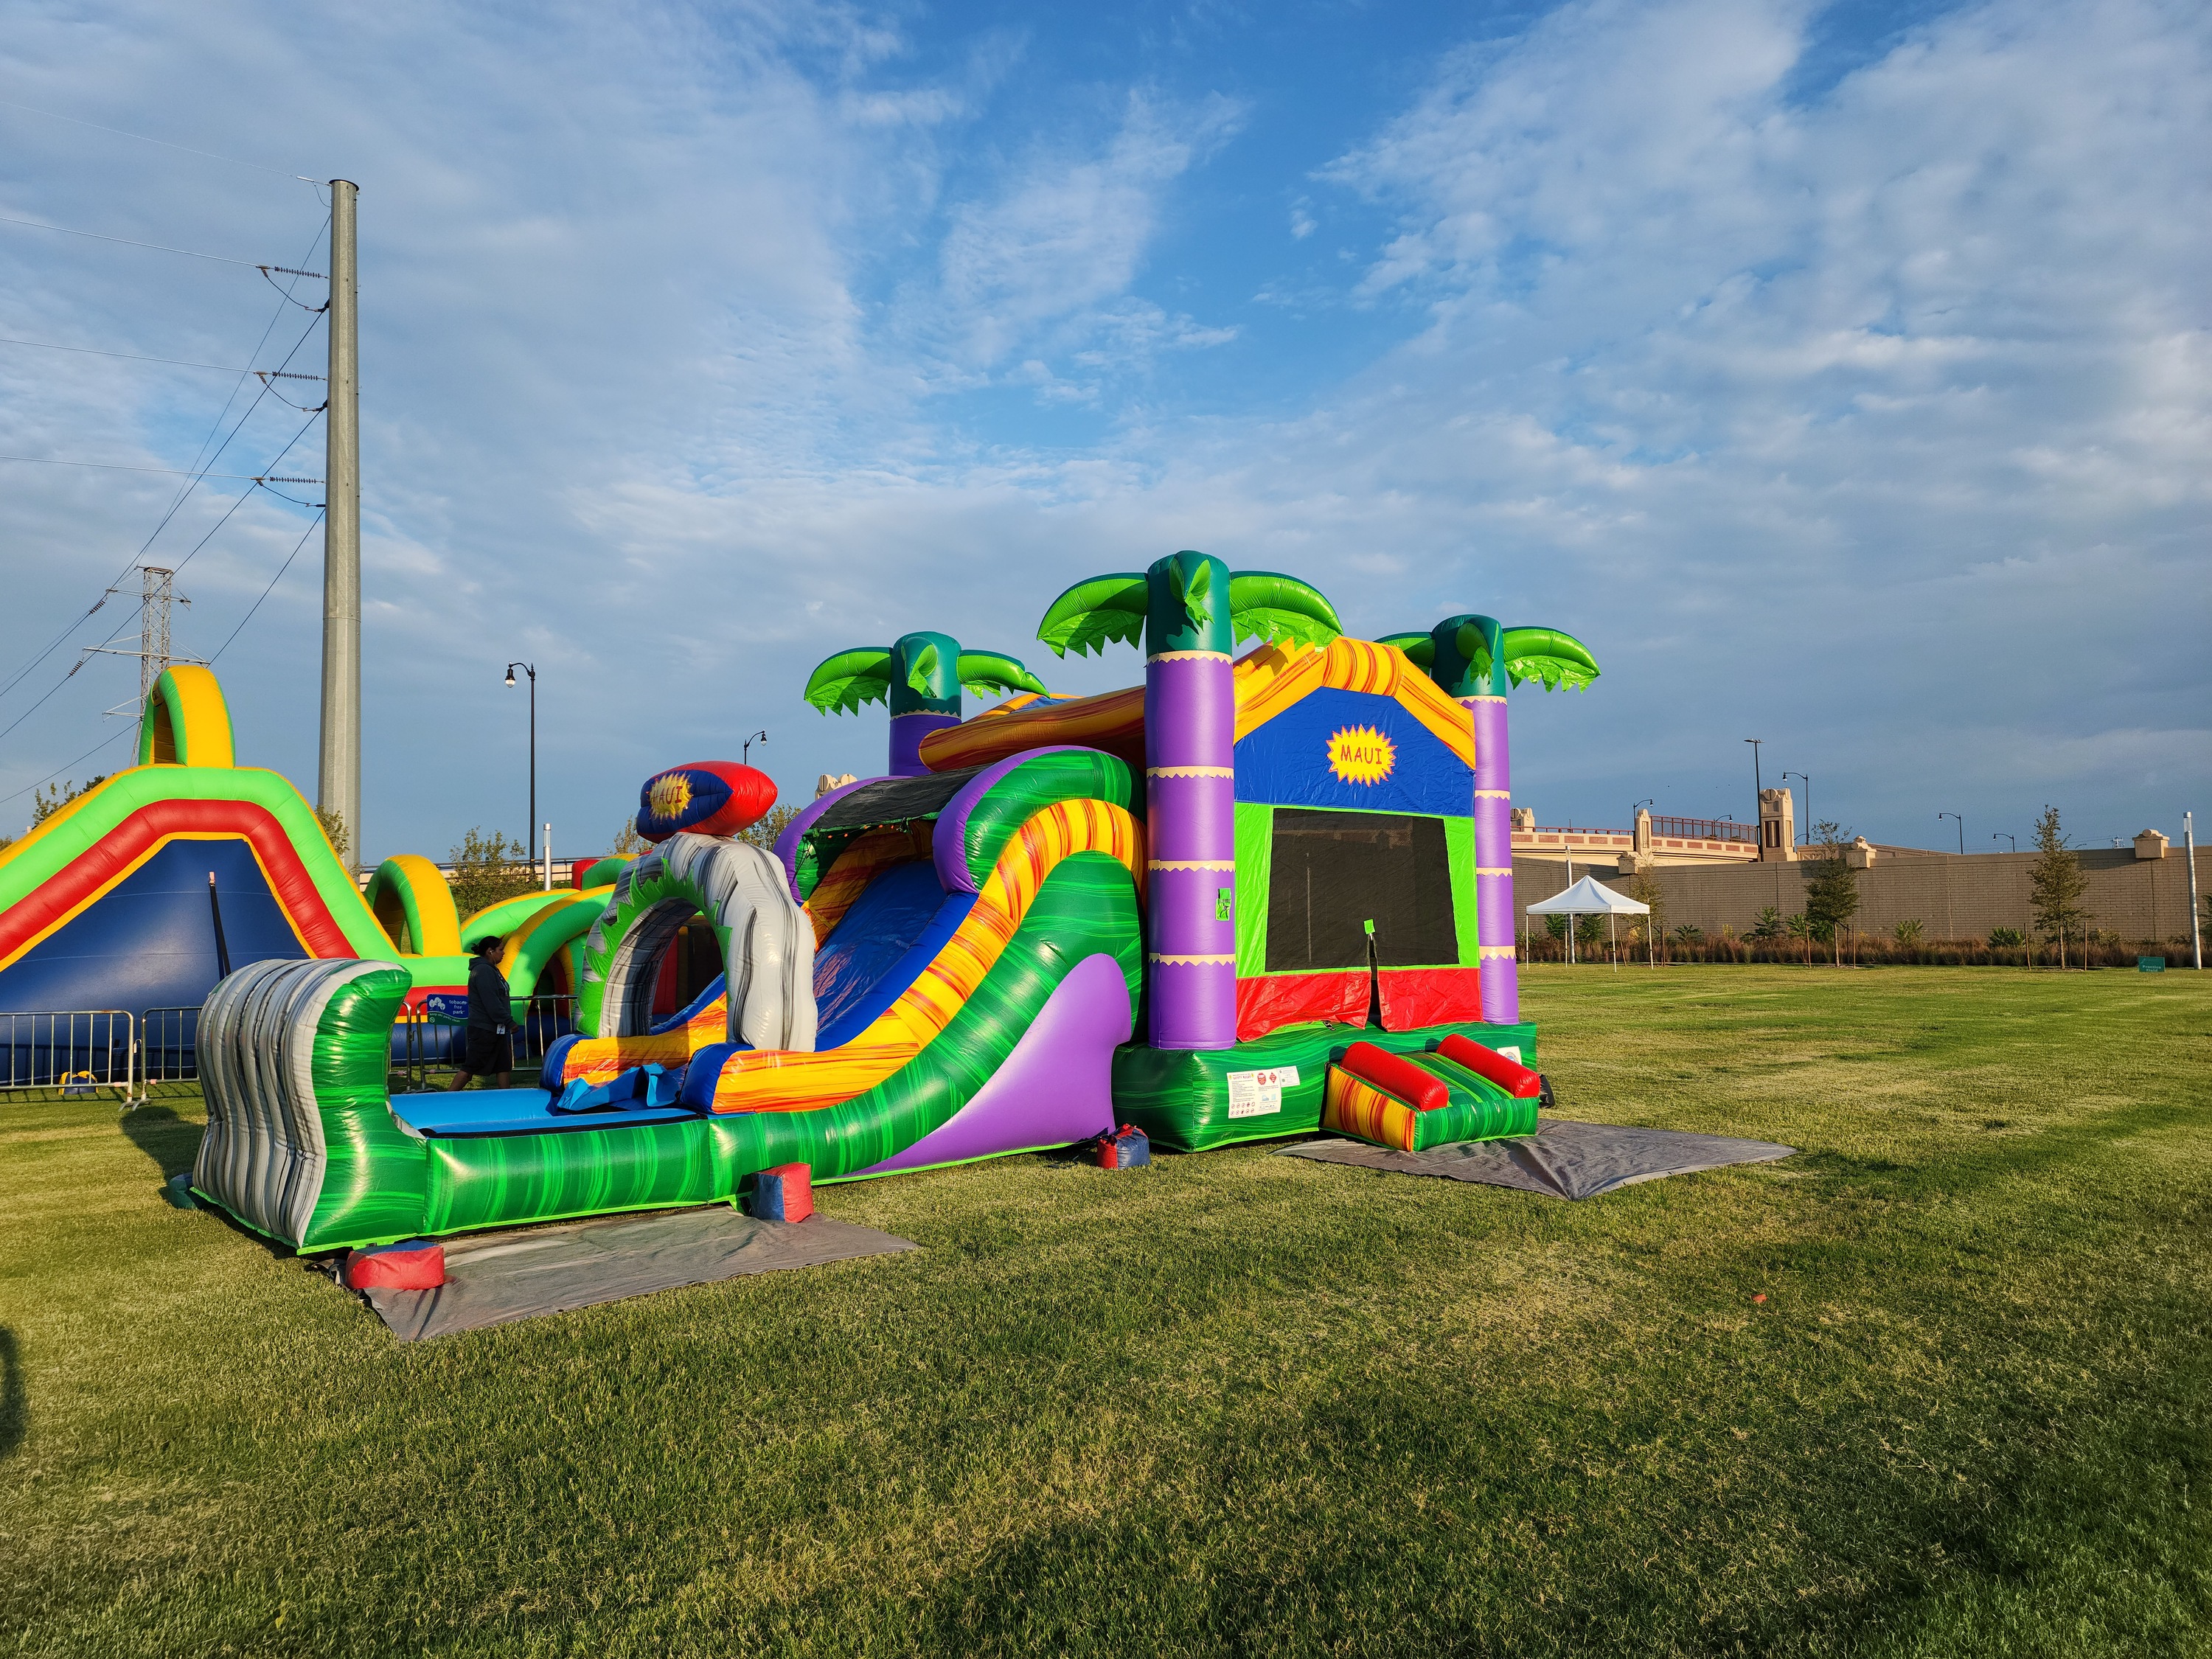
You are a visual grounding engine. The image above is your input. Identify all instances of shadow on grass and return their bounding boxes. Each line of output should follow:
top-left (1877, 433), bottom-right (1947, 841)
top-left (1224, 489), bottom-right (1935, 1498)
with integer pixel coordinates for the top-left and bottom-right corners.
top-left (119, 1105), bottom-right (201, 1183)
top-left (0, 1327), bottom-right (22, 1459)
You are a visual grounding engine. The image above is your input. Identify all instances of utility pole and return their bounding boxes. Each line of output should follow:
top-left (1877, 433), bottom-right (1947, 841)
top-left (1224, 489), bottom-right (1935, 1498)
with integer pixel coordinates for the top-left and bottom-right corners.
top-left (2187, 811), bottom-right (2201, 970)
top-left (318, 178), bottom-right (361, 869)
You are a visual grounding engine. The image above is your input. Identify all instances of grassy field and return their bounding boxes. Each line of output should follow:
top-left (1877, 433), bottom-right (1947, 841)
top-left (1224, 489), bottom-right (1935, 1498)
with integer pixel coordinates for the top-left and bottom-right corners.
top-left (2, 967), bottom-right (2208, 1657)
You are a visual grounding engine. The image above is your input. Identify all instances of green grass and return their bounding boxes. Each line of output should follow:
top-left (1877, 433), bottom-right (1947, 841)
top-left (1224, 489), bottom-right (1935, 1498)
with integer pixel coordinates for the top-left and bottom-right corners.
top-left (3, 967), bottom-right (2208, 1657)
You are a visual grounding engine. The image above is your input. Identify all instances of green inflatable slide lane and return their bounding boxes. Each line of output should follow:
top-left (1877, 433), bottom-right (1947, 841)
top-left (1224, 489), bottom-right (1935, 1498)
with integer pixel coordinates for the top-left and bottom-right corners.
top-left (194, 853), bottom-right (1141, 1252)
top-left (1113, 1018), bottom-right (1539, 1152)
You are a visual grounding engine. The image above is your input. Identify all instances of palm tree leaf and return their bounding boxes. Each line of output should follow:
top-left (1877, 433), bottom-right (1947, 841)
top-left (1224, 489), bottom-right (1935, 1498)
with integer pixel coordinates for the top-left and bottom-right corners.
top-left (1498, 626), bottom-right (1600, 691)
top-left (1377, 631), bottom-right (1436, 668)
top-left (1036, 574), bottom-right (1148, 658)
top-left (1453, 621), bottom-right (1494, 681)
top-left (956, 650), bottom-right (1050, 698)
top-left (906, 641), bottom-right (941, 696)
top-left (803, 648), bottom-right (894, 714)
top-left (1182, 559), bottom-right (1213, 629)
top-left (1227, 571), bottom-right (1343, 648)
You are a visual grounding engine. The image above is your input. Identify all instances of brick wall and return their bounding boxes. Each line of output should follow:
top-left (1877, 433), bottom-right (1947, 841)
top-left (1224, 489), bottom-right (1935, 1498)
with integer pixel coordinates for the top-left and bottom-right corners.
top-left (1511, 847), bottom-right (2212, 948)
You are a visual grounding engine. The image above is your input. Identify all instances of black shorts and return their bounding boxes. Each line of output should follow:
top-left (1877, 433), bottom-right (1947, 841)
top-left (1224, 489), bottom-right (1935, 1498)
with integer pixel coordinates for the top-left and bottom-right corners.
top-left (464, 1027), bottom-right (512, 1075)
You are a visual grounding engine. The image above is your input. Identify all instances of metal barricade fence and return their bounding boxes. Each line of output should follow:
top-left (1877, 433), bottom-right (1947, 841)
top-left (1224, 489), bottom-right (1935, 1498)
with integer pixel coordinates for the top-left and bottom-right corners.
top-left (394, 993), bottom-right (576, 1093)
top-left (139, 1006), bottom-right (203, 1094)
top-left (0, 1010), bottom-right (136, 1103)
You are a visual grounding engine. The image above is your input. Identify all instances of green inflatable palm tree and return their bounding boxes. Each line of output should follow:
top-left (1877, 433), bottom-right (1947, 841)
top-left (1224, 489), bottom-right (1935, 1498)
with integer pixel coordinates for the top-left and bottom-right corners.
top-left (804, 631), bottom-right (1048, 777)
top-left (1380, 614), bottom-right (1599, 1024)
top-left (1037, 554), bottom-right (1341, 1051)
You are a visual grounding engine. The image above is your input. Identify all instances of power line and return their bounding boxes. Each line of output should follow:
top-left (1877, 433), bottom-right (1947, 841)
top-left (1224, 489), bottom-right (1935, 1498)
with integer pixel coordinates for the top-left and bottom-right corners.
top-left (0, 97), bottom-right (320, 185)
top-left (0, 212), bottom-right (324, 274)
top-left (0, 456), bottom-right (306, 479)
top-left (0, 335), bottom-right (322, 377)
top-left (0, 217), bottom-right (327, 752)
top-left (209, 510), bottom-right (324, 664)
top-left (0, 726), bottom-right (135, 813)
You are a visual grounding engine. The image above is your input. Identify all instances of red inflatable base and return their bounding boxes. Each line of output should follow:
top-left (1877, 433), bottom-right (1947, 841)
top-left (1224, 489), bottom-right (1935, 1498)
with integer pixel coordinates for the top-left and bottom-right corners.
top-left (343, 1240), bottom-right (447, 1290)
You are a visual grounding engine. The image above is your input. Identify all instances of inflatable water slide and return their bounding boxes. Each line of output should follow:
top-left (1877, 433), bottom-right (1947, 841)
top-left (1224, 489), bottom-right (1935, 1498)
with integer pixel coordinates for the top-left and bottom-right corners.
top-left (165, 554), bottom-right (1599, 1253)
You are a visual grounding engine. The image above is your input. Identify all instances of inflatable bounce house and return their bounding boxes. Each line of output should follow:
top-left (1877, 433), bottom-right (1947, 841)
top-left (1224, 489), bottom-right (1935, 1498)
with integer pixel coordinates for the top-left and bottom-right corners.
top-left (0, 556), bottom-right (1596, 1254)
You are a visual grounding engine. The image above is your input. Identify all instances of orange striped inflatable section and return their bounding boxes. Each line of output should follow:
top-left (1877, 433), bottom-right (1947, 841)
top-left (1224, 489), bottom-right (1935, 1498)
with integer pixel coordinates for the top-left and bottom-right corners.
top-left (708, 796), bottom-right (1144, 1114)
top-left (803, 822), bottom-right (933, 945)
top-left (1234, 638), bottom-right (1476, 769)
top-left (917, 685), bottom-right (1147, 771)
top-left (1322, 1065), bottom-right (1419, 1152)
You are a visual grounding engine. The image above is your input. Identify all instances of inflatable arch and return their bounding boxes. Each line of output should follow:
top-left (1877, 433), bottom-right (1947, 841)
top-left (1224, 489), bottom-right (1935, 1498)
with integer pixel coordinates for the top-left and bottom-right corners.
top-left (579, 835), bottom-right (816, 1052)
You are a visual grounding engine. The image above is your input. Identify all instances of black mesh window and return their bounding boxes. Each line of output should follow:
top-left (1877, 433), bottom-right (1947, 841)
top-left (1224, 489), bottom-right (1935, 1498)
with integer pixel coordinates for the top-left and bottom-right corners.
top-left (1265, 810), bottom-right (1458, 973)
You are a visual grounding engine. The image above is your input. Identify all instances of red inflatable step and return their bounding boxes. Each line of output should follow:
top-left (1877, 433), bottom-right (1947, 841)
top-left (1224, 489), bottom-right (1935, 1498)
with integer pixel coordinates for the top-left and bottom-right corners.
top-left (1338, 1041), bottom-right (1450, 1113)
top-left (1435, 1034), bottom-right (1544, 1099)
top-left (342, 1239), bottom-right (446, 1290)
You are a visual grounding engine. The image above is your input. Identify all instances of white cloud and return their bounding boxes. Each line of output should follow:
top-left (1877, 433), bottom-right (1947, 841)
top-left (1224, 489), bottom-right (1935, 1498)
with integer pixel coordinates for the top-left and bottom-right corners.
top-left (925, 91), bottom-right (1242, 369)
top-left (0, 0), bottom-right (2201, 859)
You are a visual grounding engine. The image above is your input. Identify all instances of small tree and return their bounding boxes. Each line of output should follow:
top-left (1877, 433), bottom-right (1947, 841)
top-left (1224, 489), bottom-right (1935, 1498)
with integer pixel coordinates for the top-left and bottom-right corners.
top-left (735, 803), bottom-right (801, 852)
top-left (311, 804), bottom-right (352, 868)
top-left (1894, 918), bottom-right (1924, 945)
top-left (2028, 805), bottom-right (2090, 968)
top-left (1627, 863), bottom-right (1666, 962)
top-left (30, 776), bottom-right (105, 828)
top-left (449, 827), bottom-right (539, 921)
top-left (1801, 820), bottom-right (1862, 966)
top-left (1749, 905), bottom-right (1784, 941)
top-left (611, 817), bottom-right (650, 856)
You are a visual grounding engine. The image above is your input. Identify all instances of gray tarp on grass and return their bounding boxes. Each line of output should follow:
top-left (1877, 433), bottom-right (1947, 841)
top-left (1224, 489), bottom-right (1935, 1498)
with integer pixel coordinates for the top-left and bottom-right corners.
top-left (1275, 1116), bottom-right (1795, 1199)
top-left (357, 1206), bottom-right (919, 1341)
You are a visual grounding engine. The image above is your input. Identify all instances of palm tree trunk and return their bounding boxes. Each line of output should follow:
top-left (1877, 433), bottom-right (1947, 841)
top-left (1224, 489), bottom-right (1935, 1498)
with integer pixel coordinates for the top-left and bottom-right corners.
top-left (1143, 553), bottom-right (1236, 1050)
top-left (1465, 687), bottom-right (1517, 1023)
top-left (887, 630), bottom-right (961, 777)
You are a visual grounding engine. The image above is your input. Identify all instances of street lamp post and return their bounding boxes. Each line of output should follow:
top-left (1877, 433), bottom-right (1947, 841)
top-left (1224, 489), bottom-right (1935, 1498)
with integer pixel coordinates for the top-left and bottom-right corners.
top-left (742, 729), bottom-right (768, 768)
top-left (506, 662), bottom-right (537, 886)
top-left (1783, 771), bottom-right (1811, 844)
top-left (1993, 833), bottom-right (2015, 852)
top-left (1745, 739), bottom-right (1763, 849)
top-left (1940, 812), bottom-right (1964, 855)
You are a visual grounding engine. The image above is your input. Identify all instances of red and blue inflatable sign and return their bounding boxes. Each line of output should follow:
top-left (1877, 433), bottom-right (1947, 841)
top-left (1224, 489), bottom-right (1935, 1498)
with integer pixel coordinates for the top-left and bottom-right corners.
top-left (635, 762), bottom-right (778, 843)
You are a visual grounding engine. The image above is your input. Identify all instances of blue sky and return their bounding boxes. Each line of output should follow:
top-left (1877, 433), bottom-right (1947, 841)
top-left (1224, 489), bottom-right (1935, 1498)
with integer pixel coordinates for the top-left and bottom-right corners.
top-left (1, 0), bottom-right (2205, 863)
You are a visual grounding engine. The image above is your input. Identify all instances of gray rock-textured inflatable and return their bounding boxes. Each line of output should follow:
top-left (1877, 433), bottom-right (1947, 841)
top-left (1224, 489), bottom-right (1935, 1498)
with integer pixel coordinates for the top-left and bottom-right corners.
top-left (585, 833), bottom-right (817, 1051)
top-left (193, 956), bottom-right (397, 1242)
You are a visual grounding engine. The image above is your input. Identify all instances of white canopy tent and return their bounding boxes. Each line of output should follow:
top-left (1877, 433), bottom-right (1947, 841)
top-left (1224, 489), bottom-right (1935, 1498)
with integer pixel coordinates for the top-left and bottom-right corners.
top-left (1527, 875), bottom-right (1650, 967)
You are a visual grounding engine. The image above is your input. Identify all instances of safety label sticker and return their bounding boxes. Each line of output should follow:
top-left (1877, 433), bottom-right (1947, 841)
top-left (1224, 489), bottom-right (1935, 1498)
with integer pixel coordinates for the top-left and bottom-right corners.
top-left (1226, 1065), bottom-right (1299, 1119)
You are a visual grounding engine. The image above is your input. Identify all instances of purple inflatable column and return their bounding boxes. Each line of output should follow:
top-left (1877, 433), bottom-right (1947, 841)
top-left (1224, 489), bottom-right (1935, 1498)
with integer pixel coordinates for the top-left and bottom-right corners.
top-left (1467, 692), bottom-right (1518, 1024)
top-left (1145, 651), bottom-right (1237, 1049)
top-left (888, 712), bottom-right (959, 777)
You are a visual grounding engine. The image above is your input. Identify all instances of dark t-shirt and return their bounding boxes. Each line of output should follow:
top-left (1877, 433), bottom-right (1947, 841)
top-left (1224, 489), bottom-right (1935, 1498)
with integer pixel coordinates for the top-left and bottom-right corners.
top-left (466, 956), bottom-right (513, 1032)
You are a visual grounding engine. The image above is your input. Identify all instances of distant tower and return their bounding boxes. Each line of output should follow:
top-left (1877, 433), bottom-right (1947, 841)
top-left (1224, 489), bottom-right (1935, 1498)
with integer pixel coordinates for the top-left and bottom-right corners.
top-left (83, 564), bottom-right (192, 714)
top-left (1759, 787), bottom-right (1796, 861)
top-left (136, 566), bottom-right (176, 703)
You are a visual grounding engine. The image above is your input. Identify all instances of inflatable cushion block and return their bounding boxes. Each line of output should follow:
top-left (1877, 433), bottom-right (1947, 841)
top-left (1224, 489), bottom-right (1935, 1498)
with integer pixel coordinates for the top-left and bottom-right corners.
top-left (344, 1240), bottom-right (446, 1290)
top-left (1433, 1033), bottom-right (1544, 1098)
top-left (1096, 1124), bottom-right (1151, 1170)
top-left (1338, 1040), bottom-right (1449, 1112)
top-left (745, 1163), bottom-right (814, 1222)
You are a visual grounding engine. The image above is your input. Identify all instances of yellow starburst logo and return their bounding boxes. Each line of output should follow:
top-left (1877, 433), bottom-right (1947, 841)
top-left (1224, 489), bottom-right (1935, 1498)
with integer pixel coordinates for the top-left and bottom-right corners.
top-left (1326, 725), bottom-right (1396, 785)
top-left (647, 772), bottom-right (694, 820)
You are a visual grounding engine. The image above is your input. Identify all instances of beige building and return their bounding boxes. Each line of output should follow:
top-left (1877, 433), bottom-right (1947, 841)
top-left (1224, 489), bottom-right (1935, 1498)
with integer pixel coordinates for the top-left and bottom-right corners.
top-left (1513, 790), bottom-right (2205, 947)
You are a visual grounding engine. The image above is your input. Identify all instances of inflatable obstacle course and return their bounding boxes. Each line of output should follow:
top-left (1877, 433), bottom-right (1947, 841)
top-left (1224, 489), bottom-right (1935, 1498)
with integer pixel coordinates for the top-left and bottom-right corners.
top-left (0, 666), bottom-right (594, 1020)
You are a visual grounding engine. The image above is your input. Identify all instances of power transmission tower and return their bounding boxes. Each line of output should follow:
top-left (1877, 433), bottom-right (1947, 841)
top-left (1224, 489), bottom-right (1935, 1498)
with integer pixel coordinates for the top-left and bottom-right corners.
top-left (81, 563), bottom-right (200, 714)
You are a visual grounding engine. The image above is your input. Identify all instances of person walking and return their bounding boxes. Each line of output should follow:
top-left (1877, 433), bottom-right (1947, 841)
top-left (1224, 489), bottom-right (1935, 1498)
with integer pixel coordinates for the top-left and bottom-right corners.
top-left (448, 936), bottom-right (514, 1090)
